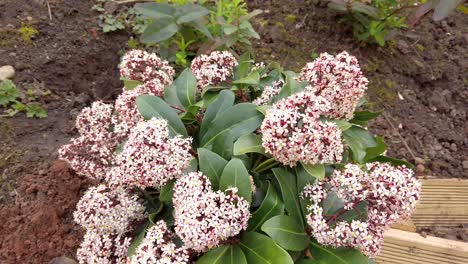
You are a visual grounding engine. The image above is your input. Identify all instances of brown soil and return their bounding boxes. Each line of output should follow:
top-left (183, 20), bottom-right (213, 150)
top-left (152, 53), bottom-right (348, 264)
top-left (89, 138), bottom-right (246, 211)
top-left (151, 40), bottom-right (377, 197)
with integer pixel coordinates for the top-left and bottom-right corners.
top-left (0, 0), bottom-right (126, 263)
top-left (0, 0), bottom-right (466, 263)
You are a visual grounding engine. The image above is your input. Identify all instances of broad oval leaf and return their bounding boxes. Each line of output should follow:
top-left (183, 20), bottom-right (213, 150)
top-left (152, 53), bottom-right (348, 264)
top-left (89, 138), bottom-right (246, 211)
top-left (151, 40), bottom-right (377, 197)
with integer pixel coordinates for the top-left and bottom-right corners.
top-left (272, 168), bottom-right (304, 228)
top-left (136, 95), bottom-right (187, 136)
top-left (200, 103), bottom-right (263, 148)
top-left (248, 182), bottom-right (284, 231)
top-left (219, 158), bottom-right (252, 202)
top-left (197, 245), bottom-right (247, 264)
top-left (175, 68), bottom-right (197, 108)
top-left (199, 90), bottom-right (235, 138)
top-left (239, 232), bottom-right (294, 264)
top-left (261, 215), bottom-right (309, 251)
top-left (300, 162), bottom-right (325, 181)
top-left (198, 148), bottom-right (228, 190)
top-left (309, 241), bottom-right (368, 264)
top-left (233, 71), bottom-right (260, 85)
top-left (212, 132), bottom-right (234, 160)
top-left (141, 19), bottom-right (178, 44)
top-left (135, 3), bottom-right (176, 19)
top-left (233, 134), bottom-right (266, 156)
top-left (176, 4), bottom-right (209, 24)
top-left (343, 125), bottom-right (377, 163)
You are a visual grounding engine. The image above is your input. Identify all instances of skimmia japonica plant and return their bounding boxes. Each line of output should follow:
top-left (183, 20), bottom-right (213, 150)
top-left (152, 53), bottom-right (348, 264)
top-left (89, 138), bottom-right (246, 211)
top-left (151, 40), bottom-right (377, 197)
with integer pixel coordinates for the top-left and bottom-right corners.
top-left (60, 49), bottom-right (421, 263)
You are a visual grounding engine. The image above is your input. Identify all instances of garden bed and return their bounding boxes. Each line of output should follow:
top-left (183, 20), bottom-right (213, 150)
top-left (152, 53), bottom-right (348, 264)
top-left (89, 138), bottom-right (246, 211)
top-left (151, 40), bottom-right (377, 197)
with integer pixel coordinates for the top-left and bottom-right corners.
top-left (0, 0), bottom-right (467, 263)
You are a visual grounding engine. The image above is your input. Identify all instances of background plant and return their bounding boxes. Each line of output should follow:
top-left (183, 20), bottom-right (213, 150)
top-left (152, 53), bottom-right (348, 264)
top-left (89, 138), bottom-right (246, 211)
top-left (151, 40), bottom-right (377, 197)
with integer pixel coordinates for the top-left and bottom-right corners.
top-left (0, 80), bottom-right (48, 118)
top-left (323, 0), bottom-right (465, 46)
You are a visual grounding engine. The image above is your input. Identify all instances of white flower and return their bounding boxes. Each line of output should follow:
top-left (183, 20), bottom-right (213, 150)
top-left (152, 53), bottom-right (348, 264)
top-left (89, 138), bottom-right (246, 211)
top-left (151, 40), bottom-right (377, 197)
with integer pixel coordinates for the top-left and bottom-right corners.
top-left (76, 230), bottom-right (131, 264)
top-left (191, 51), bottom-right (238, 91)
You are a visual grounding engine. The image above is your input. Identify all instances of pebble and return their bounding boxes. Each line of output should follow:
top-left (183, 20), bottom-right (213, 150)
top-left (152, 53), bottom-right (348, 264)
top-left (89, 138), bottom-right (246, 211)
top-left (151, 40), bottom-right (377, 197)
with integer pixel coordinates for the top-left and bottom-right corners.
top-left (48, 256), bottom-right (77, 264)
top-left (414, 157), bottom-right (425, 165)
top-left (415, 164), bottom-right (425, 174)
top-left (0, 65), bottom-right (15, 81)
top-left (463, 161), bottom-right (468, 170)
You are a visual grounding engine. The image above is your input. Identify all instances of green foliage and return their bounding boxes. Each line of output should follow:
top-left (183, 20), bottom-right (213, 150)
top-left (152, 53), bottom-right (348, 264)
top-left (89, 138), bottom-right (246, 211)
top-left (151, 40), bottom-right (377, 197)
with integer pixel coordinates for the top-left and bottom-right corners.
top-left (19, 23), bottom-right (38, 43)
top-left (0, 80), bottom-right (47, 118)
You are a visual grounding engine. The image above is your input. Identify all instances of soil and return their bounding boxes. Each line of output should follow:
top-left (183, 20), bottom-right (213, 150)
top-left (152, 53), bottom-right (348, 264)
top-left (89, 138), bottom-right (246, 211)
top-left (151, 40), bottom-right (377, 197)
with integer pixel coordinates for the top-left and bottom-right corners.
top-left (0, 0), bottom-right (466, 263)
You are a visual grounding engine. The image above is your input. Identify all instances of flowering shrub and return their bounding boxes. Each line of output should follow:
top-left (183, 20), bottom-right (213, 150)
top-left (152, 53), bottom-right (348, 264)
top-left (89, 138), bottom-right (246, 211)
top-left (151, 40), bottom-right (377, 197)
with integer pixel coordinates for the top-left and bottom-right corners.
top-left (62, 49), bottom-right (420, 263)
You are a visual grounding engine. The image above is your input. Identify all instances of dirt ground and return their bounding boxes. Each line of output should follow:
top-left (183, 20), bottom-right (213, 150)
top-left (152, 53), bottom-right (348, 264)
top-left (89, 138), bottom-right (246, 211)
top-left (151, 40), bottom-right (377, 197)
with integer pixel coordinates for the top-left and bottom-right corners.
top-left (0, 0), bottom-right (467, 263)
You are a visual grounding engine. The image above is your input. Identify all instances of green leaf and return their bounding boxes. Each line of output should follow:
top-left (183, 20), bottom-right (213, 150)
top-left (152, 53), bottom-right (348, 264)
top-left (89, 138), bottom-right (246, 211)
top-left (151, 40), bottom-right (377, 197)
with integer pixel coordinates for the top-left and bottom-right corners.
top-left (159, 180), bottom-right (175, 202)
top-left (127, 223), bottom-right (149, 257)
top-left (350, 110), bottom-right (382, 126)
top-left (261, 215), bottom-right (309, 251)
top-left (199, 90), bottom-right (235, 137)
top-left (187, 19), bottom-right (212, 38)
top-left (296, 164), bottom-right (316, 219)
top-left (233, 134), bottom-right (266, 156)
top-left (0, 80), bottom-right (20, 106)
top-left (175, 4), bottom-right (209, 24)
top-left (239, 232), bottom-right (294, 264)
top-left (300, 163), bottom-right (325, 181)
top-left (257, 105), bottom-right (271, 115)
top-left (223, 24), bottom-right (238, 35)
top-left (363, 136), bottom-right (386, 162)
top-left (135, 3), bottom-right (175, 19)
top-left (197, 245), bottom-right (247, 264)
top-left (343, 126), bottom-right (377, 163)
top-left (219, 158), bottom-right (252, 202)
top-left (275, 71), bottom-right (306, 101)
top-left (198, 148), bottom-right (228, 190)
top-left (272, 168), bottom-right (304, 228)
top-left (175, 68), bottom-right (197, 108)
top-left (309, 241), bottom-right (368, 264)
top-left (25, 103), bottom-right (47, 118)
top-left (248, 183), bottom-right (284, 231)
top-left (212, 132), bottom-right (234, 160)
top-left (366, 155), bottom-right (414, 169)
top-left (141, 19), bottom-right (178, 44)
top-left (200, 103), bottom-right (263, 148)
top-left (433, 0), bottom-right (462, 21)
top-left (136, 95), bottom-right (187, 136)
top-left (352, 3), bottom-right (380, 19)
top-left (164, 84), bottom-right (183, 108)
top-left (233, 71), bottom-right (260, 85)
top-left (121, 78), bottom-right (143, 90)
top-left (328, 119), bottom-right (352, 131)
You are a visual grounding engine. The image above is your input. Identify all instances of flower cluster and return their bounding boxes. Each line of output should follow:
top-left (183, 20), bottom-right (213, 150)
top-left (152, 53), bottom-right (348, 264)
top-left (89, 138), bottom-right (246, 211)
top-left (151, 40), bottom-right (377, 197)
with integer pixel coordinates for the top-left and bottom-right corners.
top-left (76, 230), bottom-right (132, 264)
top-left (297, 51), bottom-right (368, 120)
top-left (173, 172), bottom-right (250, 252)
top-left (302, 163), bottom-right (421, 257)
top-left (74, 185), bottom-right (146, 234)
top-left (130, 220), bottom-right (190, 264)
top-left (191, 51), bottom-right (238, 91)
top-left (261, 92), bottom-right (344, 166)
top-left (253, 80), bottom-right (284, 106)
top-left (119, 49), bottom-right (175, 96)
top-left (106, 118), bottom-right (193, 189)
top-left (58, 102), bottom-right (118, 180)
top-left (112, 86), bottom-right (146, 137)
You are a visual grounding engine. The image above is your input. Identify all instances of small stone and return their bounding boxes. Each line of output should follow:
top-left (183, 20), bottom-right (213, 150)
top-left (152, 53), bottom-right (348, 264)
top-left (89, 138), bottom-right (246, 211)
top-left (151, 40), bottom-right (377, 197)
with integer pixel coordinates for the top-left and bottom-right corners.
top-left (415, 164), bottom-right (425, 174)
top-left (48, 256), bottom-right (77, 264)
top-left (0, 65), bottom-right (15, 80)
top-left (463, 161), bottom-right (468, 170)
top-left (414, 157), bottom-right (425, 165)
top-left (450, 143), bottom-right (457, 152)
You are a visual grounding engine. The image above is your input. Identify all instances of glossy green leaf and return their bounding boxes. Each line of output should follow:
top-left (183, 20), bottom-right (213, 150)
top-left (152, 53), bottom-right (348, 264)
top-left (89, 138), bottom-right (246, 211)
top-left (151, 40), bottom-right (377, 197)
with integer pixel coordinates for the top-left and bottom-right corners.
top-left (248, 183), bottom-right (284, 231)
top-left (159, 180), bottom-right (175, 202)
top-left (127, 222), bottom-right (149, 257)
top-left (219, 158), bottom-right (252, 202)
top-left (198, 148), bottom-right (228, 190)
top-left (164, 84), bottom-right (183, 108)
top-left (261, 215), bottom-right (309, 251)
top-left (141, 19), bottom-right (178, 44)
top-left (200, 103), bottom-right (263, 148)
top-left (296, 163), bottom-right (316, 219)
top-left (328, 119), bottom-right (352, 131)
top-left (135, 3), bottom-right (175, 19)
top-left (300, 163), bottom-right (325, 181)
top-left (233, 71), bottom-right (260, 85)
top-left (212, 132), bottom-right (234, 160)
top-left (343, 126), bottom-right (377, 163)
top-left (121, 78), bottom-right (143, 90)
top-left (199, 90), bottom-right (235, 137)
top-left (239, 232), bottom-right (294, 264)
top-left (176, 4), bottom-right (209, 24)
top-left (309, 241), bottom-right (368, 264)
top-left (136, 95), bottom-right (187, 136)
top-left (233, 134), bottom-right (266, 156)
top-left (363, 136), bottom-right (386, 162)
top-left (350, 110), bottom-right (382, 126)
top-left (275, 71), bottom-right (306, 101)
top-left (272, 168), bottom-right (304, 228)
top-left (175, 68), bottom-right (197, 108)
top-left (197, 245), bottom-right (247, 264)
top-left (366, 155), bottom-right (414, 169)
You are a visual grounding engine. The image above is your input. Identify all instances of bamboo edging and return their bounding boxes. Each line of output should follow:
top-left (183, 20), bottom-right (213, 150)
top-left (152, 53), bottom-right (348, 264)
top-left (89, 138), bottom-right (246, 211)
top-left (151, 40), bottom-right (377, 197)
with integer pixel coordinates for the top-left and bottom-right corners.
top-left (376, 229), bottom-right (468, 264)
